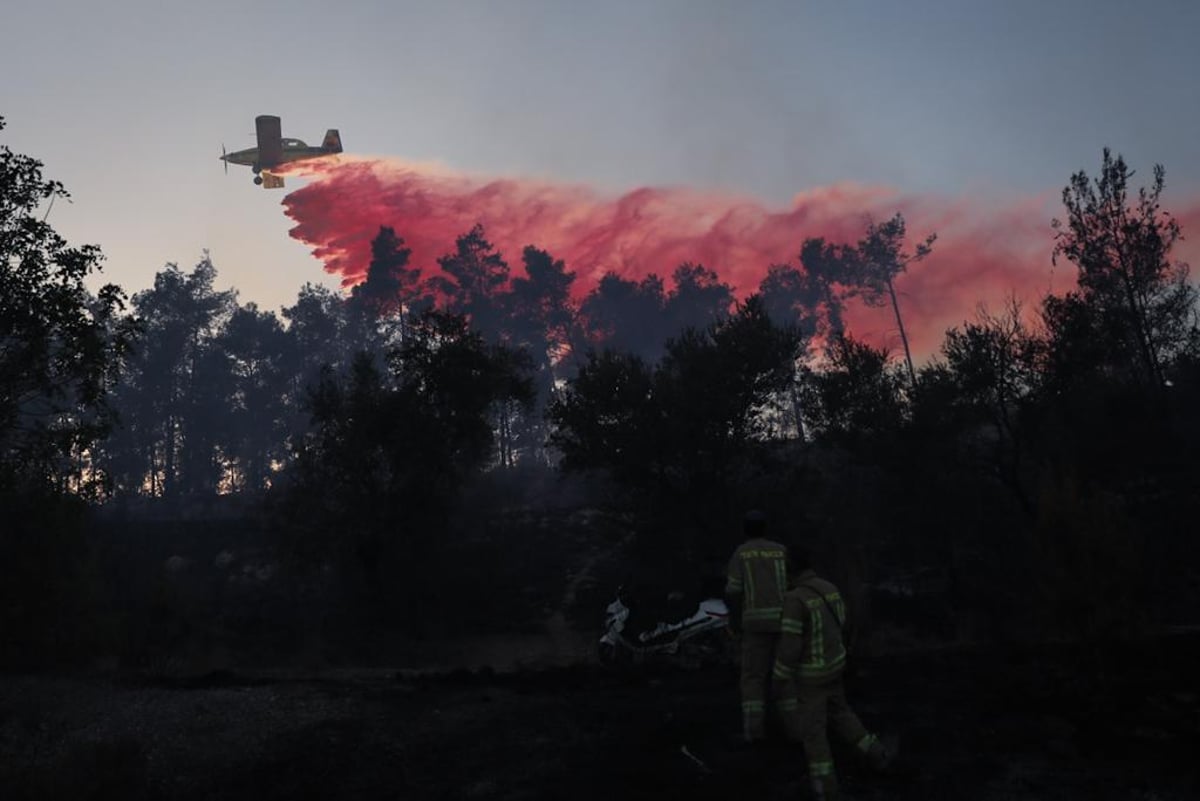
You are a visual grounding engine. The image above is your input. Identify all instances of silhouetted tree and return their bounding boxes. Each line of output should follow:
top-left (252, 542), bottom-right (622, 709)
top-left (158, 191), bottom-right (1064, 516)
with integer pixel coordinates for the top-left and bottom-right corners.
top-left (663, 262), bottom-right (735, 335)
top-left (105, 256), bottom-right (235, 498)
top-left (278, 308), bottom-right (533, 602)
top-left (547, 349), bottom-right (658, 485)
top-left (801, 336), bottom-right (905, 439)
top-left (797, 237), bottom-right (859, 342)
top-left (758, 262), bottom-right (820, 336)
top-left (1050, 149), bottom-right (1196, 388)
top-left (431, 224), bottom-right (510, 341)
top-left (347, 226), bottom-right (431, 359)
top-left (0, 116), bottom-right (137, 667)
top-left (0, 116), bottom-right (137, 492)
top-left (217, 302), bottom-right (293, 492)
top-left (942, 301), bottom-right (1037, 437)
top-left (937, 299), bottom-right (1039, 515)
top-left (282, 282), bottom-right (352, 378)
top-left (508, 246), bottom-right (577, 358)
top-left (550, 296), bottom-right (802, 496)
top-left (654, 295), bottom-right (803, 491)
top-left (578, 272), bottom-right (668, 362)
top-left (350, 226), bottom-right (422, 319)
top-left (502, 246), bottom-right (577, 463)
top-left (854, 214), bottom-right (937, 387)
top-left (758, 262), bottom-right (826, 438)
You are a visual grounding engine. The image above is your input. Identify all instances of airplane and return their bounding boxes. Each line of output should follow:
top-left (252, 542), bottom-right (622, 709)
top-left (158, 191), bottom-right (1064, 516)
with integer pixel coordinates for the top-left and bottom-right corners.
top-left (220, 115), bottom-right (342, 188)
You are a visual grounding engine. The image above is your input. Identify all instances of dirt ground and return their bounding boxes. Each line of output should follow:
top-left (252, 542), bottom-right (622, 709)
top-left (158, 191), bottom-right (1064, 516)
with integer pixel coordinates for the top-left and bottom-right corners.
top-left (2, 633), bottom-right (1198, 801)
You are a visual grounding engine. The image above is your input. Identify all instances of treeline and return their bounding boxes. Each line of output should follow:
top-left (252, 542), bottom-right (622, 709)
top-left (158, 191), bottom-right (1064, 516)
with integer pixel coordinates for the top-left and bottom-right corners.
top-left (3, 109), bottom-right (1199, 667)
top-left (26, 214), bottom-right (941, 504)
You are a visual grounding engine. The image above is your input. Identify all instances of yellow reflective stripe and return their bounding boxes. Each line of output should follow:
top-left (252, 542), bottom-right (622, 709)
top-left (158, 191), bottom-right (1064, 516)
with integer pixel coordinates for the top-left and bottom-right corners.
top-left (780, 619), bottom-right (804, 634)
top-left (744, 607), bottom-right (782, 619)
top-left (797, 657), bottom-right (845, 679)
top-left (725, 576), bottom-right (743, 591)
top-left (773, 662), bottom-right (795, 679)
top-left (856, 733), bottom-right (878, 753)
top-left (741, 700), bottom-right (765, 711)
top-left (775, 560), bottom-right (786, 596)
top-left (803, 650), bottom-right (846, 670)
top-left (745, 564), bottom-right (756, 608)
top-left (811, 606), bottom-right (823, 666)
top-left (740, 549), bottom-right (785, 559)
top-left (809, 760), bottom-right (835, 777)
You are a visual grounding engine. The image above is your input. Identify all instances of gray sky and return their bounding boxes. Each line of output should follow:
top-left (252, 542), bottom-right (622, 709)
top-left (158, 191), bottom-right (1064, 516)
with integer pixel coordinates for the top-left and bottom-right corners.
top-left (3, 0), bottom-right (1198, 313)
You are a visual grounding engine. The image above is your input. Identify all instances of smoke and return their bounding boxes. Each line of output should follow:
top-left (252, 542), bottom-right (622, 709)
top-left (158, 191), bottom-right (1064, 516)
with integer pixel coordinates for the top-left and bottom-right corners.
top-left (279, 156), bottom-right (1200, 359)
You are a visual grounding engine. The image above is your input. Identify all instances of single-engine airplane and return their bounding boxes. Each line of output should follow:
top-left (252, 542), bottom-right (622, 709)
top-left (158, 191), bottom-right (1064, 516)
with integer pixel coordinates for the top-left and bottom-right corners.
top-left (220, 115), bottom-right (342, 188)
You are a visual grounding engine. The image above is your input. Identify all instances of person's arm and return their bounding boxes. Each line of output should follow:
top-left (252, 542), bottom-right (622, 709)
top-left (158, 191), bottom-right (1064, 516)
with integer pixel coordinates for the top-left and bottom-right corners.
top-left (772, 592), bottom-right (805, 682)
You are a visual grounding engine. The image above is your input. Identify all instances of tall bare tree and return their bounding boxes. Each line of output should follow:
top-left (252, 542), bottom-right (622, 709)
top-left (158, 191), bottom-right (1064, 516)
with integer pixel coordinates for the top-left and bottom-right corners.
top-left (854, 213), bottom-right (937, 388)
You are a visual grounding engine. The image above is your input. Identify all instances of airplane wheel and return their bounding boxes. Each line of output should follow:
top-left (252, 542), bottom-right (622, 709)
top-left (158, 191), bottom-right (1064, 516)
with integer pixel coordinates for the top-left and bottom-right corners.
top-left (253, 176), bottom-right (263, 186)
top-left (251, 164), bottom-right (261, 174)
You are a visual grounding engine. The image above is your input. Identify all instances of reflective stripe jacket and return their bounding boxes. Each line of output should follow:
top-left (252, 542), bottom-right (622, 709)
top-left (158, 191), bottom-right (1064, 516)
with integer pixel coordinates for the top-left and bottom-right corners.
top-left (725, 538), bottom-right (788, 632)
top-left (772, 570), bottom-right (848, 683)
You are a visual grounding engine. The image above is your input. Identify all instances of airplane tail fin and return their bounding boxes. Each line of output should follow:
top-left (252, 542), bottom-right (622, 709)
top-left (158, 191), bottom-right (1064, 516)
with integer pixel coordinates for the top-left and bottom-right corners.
top-left (322, 129), bottom-right (342, 153)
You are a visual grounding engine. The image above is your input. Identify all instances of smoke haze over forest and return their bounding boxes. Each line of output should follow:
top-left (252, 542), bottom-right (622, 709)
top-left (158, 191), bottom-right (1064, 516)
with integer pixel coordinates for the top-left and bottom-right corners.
top-left (280, 156), bottom-right (1200, 357)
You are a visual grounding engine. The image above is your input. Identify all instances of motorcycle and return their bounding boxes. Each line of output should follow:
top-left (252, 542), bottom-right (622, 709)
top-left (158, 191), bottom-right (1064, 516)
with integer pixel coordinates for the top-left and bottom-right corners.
top-left (597, 585), bottom-right (735, 669)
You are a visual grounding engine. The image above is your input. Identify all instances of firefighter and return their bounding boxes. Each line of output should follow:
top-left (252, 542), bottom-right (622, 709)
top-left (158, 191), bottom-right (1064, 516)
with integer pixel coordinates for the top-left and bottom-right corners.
top-left (772, 546), bottom-right (894, 800)
top-left (724, 510), bottom-right (788, 743)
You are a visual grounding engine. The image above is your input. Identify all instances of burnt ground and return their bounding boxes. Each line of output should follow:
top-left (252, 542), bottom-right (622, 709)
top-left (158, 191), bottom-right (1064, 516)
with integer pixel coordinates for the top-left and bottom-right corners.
top-left (2, 632), bottom-right (1198, 801)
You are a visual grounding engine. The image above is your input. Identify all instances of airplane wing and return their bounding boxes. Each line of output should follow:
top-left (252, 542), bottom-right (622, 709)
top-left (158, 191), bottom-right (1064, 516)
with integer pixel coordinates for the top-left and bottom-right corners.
top-left (261, 171), bottom-right (285, 189)
top-left (255, 115), bottom-right (283, 168)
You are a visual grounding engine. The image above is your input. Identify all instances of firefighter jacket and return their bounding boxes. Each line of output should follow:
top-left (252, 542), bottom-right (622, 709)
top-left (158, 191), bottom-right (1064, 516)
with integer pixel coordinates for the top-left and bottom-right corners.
top-left (725, 538), bottom-right (788, 633)
top-left (772, 569), bottom-right (848, 683)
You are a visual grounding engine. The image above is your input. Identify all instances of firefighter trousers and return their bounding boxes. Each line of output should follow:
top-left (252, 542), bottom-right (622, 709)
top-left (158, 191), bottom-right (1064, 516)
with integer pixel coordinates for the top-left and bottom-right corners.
top-left (776, 676), bottom-right (880, 797)
top-left (738, 630), bottom-right (778, 742)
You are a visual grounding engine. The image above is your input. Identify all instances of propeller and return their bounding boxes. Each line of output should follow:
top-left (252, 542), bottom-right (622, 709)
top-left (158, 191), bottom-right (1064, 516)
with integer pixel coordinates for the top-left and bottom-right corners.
top-left (221, 143), bottom-right (228, 174)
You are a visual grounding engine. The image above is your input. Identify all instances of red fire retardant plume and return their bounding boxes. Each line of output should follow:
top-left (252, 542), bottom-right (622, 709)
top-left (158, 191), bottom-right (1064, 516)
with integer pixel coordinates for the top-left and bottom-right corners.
top-left (279, 156), bottom-right (1200, 359)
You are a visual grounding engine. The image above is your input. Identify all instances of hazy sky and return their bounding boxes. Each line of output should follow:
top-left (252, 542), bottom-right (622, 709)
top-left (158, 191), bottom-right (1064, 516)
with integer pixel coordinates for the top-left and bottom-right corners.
top-left (3, 0), bottom-right (1198, 315)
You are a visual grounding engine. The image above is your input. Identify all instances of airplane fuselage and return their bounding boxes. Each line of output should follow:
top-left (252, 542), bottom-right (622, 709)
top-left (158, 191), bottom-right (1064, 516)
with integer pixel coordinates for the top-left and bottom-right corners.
top-left (221, 142), bottom-right (333, 169)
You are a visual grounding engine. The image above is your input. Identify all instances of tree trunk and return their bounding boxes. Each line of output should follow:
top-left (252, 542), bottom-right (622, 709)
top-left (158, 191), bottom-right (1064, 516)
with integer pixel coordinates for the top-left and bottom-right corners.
top-left (887, 277), bottom-right (917, 388)
top-left (1118, 268), bottom-right (1163, 387)
top-left (789, 370), bottom-right (808, 441)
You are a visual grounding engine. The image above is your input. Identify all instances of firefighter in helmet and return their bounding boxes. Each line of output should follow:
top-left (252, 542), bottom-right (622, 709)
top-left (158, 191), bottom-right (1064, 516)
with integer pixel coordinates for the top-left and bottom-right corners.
top-left (724, 510), bottom-right (788, 743)
top-left (772, 545), bottom-right (894, 800)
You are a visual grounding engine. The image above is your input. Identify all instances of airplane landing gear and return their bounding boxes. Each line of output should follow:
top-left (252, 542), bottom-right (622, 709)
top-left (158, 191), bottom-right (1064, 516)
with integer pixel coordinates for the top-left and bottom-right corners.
top-left (251, 164), bottom-right (262, 175)
top-left (253, 175), bottom-right (263, 186)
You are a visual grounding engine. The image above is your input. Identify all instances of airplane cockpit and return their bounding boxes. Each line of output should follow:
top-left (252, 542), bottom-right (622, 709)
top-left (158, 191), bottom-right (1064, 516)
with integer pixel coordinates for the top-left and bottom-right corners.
top-left (282, 138), bottom-right (308, 148)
